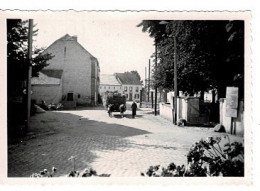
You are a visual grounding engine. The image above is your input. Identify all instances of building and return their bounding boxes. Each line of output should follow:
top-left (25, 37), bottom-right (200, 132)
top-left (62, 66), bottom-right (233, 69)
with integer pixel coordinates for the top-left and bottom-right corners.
top-left (115, 73), bottom-right (142, 101)
top-left (31, 70), bottom-right (63, 105)
top-left (31, 34), bottom-right (100, 108)
top-left (99, 74), bottom-right (123, 95)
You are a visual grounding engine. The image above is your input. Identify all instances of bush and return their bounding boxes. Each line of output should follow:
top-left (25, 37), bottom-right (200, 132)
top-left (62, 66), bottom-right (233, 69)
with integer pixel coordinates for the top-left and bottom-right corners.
top-left (141, 135), bottom-right (244, 177)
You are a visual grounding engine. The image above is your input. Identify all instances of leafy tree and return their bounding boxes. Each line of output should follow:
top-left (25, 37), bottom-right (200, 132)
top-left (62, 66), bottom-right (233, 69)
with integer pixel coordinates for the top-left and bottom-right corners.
top-left (7, 19), bottom-right (54, 133)
top-left (7, 19), bottom-right (53, 96)
top-left (138, 20), bottom-right (244, 99)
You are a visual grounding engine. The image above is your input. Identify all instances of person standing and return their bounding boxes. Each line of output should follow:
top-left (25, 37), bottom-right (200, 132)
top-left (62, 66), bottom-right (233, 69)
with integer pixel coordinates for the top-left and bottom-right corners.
top-left (107, 104), bottom-right (113, 117)
top-left (119, 104), bottom-right (126, 118)
top-left (131, 100), bottom-right (137, 118)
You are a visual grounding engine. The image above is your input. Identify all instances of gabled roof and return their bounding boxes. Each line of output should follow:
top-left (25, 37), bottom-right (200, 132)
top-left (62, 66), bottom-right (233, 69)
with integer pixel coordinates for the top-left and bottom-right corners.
top-left (115, 73), bottom-right (142, 85)
top-left (100, 74), bottom-right (121, 86)
top-left (45, 34), bottom-right (97, 60)
top-left (31, 70), bottom-right (63, 85)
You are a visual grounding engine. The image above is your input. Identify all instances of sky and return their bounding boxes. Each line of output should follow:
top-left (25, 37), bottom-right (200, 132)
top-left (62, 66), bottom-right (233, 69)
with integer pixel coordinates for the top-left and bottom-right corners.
top-left (30, 12), bottom-right (155, 81)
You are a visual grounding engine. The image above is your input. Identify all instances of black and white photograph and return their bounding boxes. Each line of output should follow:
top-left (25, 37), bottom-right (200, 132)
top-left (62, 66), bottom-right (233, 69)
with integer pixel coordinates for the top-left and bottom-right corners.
top-left (0, 9), bottom-right (253, 186)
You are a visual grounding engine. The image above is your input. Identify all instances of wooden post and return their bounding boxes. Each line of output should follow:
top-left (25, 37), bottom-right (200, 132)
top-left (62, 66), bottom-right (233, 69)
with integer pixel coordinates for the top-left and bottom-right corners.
top-left (173, 36), bottom-right (178, 124)
top-left (26, 19), bottom-right (33, 129)
top-left (151, 92), bottom-right (154, 108)
top-left (140, 89), bottom-right (142, 108)
top-left (148, 59), bottom-right (150, 102)
top-left (154, 42), bottom-right (158, 116)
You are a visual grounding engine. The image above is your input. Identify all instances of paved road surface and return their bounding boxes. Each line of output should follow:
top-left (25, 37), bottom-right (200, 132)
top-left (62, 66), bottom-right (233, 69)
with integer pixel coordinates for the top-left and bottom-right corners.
top-left (8, 104), bottom-right (243, 177)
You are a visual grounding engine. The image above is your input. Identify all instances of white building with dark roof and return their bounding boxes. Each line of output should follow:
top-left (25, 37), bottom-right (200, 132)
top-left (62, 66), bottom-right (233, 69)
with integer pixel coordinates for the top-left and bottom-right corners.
top-left (99, 74), bottom-right (123, 95)
top-left (115, 73), bottom-right (143, 101)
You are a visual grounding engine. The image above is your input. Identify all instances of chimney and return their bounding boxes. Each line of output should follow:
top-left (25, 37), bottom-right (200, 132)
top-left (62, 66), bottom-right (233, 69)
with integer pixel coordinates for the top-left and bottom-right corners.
top-left (71, 36), bottom-right (77, 41)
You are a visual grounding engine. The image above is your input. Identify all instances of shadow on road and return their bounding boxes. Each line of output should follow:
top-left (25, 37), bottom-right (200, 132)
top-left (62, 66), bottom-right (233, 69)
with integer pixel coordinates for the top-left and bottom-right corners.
top-left (8, 109), bottom-right (151, 177)
top-left (112, 113), bottom-right (143, 119)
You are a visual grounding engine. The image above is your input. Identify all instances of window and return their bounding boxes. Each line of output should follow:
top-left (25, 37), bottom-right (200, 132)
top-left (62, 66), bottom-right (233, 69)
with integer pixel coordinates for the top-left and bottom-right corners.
top-left (104, 86), bottom-right (106, 89)
top-left (124, 86), bottom-right (128, 92)
top-left (125, 94), bottom-right (128, 99)
top-left (114, 87), bottom-right (115, 89)
top-left (136, 87), bottom-right (139, 92)
top-left (129, 87), bottom-right (132, 92)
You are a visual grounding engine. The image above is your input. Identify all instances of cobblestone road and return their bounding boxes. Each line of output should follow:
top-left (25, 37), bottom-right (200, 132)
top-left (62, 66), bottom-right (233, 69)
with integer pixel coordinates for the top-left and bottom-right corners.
top-left (8, 104), bottom-right (243, 177)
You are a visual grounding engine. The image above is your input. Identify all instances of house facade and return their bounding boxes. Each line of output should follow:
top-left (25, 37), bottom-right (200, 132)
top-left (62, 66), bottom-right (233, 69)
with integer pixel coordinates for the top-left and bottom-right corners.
top-left (115, 73), bottom-right (142, 101)
top-left (32, 34), bottom-right (100, 108)
top-left (99, 74), bottom-right (123, 95)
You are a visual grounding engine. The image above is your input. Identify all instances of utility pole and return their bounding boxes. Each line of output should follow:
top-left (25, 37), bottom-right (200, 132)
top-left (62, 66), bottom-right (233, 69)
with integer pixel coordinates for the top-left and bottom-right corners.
top-left (154, 42), bottom-right (158, 116)
top-left (148, 59), bottom-right (150, 102)
top-left (173, 36), bottom-right (178, 124)
top-left (145, 66), bottom-right (147, 102)
top-left (26, 19), bottom-right (33, 129)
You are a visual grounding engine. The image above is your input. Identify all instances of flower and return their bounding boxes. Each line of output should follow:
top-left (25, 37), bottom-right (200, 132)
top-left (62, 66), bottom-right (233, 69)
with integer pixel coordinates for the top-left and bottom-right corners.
top-left (206, 137), bottom-right (213, 144)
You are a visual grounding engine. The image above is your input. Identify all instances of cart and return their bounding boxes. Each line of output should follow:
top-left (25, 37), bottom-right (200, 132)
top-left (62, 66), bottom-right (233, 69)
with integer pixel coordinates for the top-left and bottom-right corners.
top-left (103, 92), bottom-right (126, 117)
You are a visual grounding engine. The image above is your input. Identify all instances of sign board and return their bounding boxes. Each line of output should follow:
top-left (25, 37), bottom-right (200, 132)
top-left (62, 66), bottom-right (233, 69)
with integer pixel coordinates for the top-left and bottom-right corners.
top-left (225, 87), bottom-right (239, 118)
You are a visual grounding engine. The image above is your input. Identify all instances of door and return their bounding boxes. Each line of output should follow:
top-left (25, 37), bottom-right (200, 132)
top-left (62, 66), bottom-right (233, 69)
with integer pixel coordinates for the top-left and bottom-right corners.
top-left (129, 93), bottom-right (132, 101)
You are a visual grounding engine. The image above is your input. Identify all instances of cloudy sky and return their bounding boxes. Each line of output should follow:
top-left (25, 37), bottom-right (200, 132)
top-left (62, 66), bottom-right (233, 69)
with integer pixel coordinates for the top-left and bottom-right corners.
top-left (29, 11), bottom-right (155, 80)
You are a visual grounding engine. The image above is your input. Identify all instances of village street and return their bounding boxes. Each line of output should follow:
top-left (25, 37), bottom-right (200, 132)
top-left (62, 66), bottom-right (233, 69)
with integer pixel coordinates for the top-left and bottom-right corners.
top-left (8, 103), bottom-right (243, 177)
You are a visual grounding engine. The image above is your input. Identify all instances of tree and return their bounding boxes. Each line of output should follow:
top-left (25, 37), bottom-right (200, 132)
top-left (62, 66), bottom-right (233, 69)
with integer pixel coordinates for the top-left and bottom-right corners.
top-left (7, 19), bottom-right (53, 97)
top-left (138, 20), bottom-right (244, 99)
top-left (7, 19), bottom-right (54, 132)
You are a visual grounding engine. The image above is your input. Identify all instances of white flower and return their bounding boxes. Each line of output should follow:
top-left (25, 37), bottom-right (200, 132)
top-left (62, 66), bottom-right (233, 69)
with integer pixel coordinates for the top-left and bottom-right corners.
top-left (206, 137), bottom-right (213, 144)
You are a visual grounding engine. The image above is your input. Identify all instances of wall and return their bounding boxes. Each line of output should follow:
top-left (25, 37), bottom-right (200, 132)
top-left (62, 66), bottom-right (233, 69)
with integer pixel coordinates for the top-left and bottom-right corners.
top-left (159, 103), bottom-right (174, 122)
top-left (161, 96), bottom-right (209, 125)
top-left (44, 37), bottom-right (95, 105)
top-left (219, 98), bottom-right (244, 136)
top-left (31, 84), bottom-right (62, 105)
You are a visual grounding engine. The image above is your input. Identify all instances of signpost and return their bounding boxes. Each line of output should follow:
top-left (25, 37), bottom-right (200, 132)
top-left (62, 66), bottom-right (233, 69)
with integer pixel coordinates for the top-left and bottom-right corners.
top-left (225, 87), bottom-right (239, 118)
top-left (225, 87), bottom-right (239, 135)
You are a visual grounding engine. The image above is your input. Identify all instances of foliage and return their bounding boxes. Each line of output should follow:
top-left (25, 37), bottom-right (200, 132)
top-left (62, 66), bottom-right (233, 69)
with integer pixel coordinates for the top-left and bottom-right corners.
top-left (30, 167), bottom-right (57, 177)
top-left (141, 136), bottom-right (244, 177)
top-left (138, 20), bottom-right (244, 98)
top-left (68, 168), bottom-right (110, 177)
top-left (66, 155), bottom-right (110, 177)
top-left (7, 19), bottom-right (53, 96)
top-left (30, 156), bottom-right (110, 178)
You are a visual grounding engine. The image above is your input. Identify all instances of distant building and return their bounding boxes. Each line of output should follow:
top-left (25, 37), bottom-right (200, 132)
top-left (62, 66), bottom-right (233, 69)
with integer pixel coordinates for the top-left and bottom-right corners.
top-left (31, 34), bottom-right (100, 108)
top-left (115, 73), bottom-right (142, 101)
top-left (99, 74), bottom-right (123, 95)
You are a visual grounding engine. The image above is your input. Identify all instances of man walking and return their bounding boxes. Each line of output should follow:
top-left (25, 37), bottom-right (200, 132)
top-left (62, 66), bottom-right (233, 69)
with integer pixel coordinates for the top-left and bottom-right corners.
top-left (131, 100), bottom-right (137, 118)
